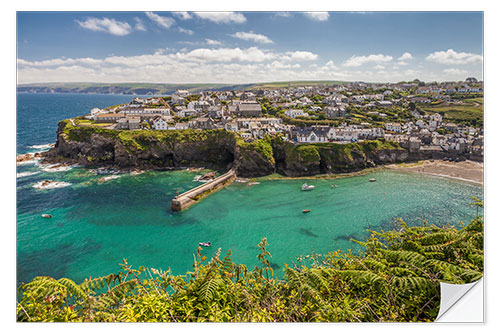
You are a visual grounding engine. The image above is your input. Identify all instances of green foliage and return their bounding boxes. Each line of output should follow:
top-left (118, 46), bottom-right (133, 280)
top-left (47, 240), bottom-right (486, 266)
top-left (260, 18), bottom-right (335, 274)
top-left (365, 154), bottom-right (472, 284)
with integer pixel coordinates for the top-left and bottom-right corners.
top-left (61, 119), bottom-right (237, 153)
top-left (237, 136), bottom-right (275, 164)
top-left (417, 99), bottom-right (483, 127)
top-left (298, 145), bottom-right (321, 162)
top-left (17, 209), bottom-right (483, 323)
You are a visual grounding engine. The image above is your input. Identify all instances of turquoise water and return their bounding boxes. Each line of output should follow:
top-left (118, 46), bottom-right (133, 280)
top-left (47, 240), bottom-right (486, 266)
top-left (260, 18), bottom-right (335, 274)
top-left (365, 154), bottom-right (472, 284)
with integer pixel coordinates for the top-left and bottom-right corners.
top-left (17, 93), bottom-right (483, 283)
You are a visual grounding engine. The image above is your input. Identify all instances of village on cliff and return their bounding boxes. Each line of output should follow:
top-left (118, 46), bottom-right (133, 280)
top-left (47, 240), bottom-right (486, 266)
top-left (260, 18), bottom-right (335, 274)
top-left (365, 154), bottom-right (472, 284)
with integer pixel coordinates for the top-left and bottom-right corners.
top-left (81, 79), bottom-right (483, 159)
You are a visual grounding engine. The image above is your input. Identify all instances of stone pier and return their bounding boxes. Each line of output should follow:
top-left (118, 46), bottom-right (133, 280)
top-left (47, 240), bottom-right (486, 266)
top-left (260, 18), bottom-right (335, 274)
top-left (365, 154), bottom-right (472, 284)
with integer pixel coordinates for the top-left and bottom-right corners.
top-left (170, 169), bottom-right (237, 211)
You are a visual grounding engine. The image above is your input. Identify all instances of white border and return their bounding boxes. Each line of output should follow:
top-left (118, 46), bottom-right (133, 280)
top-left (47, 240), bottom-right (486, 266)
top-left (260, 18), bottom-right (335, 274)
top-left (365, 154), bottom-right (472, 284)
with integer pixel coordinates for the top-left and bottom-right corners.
top-left (4, 1), bottom-right (499, 332)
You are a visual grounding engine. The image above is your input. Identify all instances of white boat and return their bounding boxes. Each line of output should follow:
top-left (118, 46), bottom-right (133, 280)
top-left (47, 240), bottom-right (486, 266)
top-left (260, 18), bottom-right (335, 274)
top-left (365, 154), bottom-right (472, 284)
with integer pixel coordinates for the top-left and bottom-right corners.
top-left (301, 183), bottom-right (315, 191)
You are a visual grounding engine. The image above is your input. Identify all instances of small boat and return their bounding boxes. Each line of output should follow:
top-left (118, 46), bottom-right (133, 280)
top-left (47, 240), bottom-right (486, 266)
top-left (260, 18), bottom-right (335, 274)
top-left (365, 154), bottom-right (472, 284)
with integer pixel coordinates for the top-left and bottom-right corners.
top-left (302, 209), bottom-right (311, 213)
top-left (301, 183), bottom-right (315, 191)
top-left (199, 242), bottom-right (212, 247)
top-left (331, 184), bottom-right (338, 188)
top-left (369, 178), bottom-right (377, 182)
top-left (42, 214), bottom-right (52, 219)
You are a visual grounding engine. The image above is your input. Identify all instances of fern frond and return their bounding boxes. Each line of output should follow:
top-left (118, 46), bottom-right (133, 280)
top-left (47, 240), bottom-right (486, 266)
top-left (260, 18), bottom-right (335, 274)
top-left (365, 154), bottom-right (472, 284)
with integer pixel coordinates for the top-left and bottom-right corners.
top-left (57, 278), bottom-right (88, 300)
top-left (391, 276), bottom-right (435, 292)
top-left (380, 249), bottom-right (427, 266)
top-left (199, 277), bottom-right (224, 302)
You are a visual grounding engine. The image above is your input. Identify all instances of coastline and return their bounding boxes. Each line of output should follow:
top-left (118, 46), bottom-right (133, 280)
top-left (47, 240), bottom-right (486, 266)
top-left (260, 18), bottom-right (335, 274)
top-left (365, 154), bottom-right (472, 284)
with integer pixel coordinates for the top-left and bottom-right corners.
top-left (251, 159), bottom-right (484, 186)
top-left (251, 167), bottom-right (380, 181)
top-left (384, 160), bottom-right (483, 186)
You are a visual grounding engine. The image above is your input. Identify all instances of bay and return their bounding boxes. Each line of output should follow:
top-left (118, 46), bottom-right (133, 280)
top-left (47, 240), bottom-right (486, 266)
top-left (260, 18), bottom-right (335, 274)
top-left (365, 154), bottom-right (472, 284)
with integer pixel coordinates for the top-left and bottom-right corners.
top-left (16, 93), bottom-right (483, 283)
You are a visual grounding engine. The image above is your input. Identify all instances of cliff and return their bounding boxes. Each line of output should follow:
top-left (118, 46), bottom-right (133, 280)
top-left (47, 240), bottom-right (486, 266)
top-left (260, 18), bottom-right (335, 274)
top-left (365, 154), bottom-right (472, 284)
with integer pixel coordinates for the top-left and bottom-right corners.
top-left (43, 120), bottom-right (409, 177)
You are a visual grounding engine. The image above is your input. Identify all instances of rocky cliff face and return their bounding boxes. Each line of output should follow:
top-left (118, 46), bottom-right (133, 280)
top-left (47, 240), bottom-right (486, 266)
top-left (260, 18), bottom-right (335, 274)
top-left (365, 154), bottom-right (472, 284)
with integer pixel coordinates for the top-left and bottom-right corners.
top-left (44, 121), bottom-right (236, 172)
top-left (270, 141), bottom-right (409, 177)
top-left (44, 120), bottom-right (410, 177)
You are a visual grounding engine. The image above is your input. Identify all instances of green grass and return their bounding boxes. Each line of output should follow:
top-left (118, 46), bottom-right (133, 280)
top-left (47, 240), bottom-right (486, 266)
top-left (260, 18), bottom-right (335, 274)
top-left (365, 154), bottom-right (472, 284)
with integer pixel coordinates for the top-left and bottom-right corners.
top-left (248, 80), bottom-right (348, 89)
top-left (418, 99), bottom-right (483, 126)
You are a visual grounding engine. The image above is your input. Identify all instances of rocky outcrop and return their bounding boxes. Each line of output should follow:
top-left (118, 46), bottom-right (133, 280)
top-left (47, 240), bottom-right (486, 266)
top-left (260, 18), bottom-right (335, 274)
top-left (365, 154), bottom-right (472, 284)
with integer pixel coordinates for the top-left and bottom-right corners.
top-left (271, 141), bottom-right (409, 177)
top-left (43, 120), bottom-right (411, 177)
top-left (43, 121), bottom-right (236, 172)
top-left (233, 144), bottom-right (275, 177)
top-left (17, 152), bottom-right (43, 163)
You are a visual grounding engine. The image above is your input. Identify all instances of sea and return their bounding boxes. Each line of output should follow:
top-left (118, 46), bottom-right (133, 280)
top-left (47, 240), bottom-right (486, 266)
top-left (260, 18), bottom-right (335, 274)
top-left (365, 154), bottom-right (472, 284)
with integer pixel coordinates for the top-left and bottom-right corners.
top-left (16, 93), bottom-right (484, 283)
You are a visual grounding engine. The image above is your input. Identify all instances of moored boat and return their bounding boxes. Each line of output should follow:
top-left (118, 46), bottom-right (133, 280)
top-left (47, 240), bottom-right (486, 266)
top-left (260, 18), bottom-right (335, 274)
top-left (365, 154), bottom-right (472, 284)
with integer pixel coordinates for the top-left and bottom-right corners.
top-left (369, 178), bottom-right (377, 182)
top-left (302, 209), bottom-right (311, 213)
top-left (301, 183), bottom-right (315, 191)
top-left (199, 242), bottom-right (212, 247)
top-left (42, 214), bottom-right (52, 219)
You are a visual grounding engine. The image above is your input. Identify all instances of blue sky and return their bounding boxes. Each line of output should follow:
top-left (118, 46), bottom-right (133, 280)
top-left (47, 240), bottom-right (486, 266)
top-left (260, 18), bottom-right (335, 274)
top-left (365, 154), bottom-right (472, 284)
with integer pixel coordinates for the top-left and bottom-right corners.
top-left (17, 11), bottom-right (484, 84)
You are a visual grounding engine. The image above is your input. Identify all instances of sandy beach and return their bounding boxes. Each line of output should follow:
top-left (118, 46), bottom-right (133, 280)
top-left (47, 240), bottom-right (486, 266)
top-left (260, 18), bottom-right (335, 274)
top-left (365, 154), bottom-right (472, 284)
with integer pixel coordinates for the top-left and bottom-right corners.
top-left (385, 160), bottom-right (484, 185)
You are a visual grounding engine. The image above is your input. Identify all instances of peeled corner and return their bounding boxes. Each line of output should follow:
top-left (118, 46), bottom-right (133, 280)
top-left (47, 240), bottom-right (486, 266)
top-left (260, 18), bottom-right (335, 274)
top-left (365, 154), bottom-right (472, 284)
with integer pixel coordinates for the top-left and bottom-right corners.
top-left (435, 278), bottom-right (484, 322)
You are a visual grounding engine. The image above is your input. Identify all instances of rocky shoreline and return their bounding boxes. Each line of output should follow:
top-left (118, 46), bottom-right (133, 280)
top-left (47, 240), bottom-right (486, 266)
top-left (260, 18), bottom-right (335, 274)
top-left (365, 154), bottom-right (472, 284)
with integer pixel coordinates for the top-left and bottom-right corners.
top-left (40, 120), bottom-right (416, 178)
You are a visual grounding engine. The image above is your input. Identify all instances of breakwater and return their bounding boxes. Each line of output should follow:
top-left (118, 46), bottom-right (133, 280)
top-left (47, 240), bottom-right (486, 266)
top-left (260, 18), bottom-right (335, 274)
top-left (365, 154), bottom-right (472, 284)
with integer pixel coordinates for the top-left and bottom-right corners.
top-left (170, 169), bottom-right (237, 211)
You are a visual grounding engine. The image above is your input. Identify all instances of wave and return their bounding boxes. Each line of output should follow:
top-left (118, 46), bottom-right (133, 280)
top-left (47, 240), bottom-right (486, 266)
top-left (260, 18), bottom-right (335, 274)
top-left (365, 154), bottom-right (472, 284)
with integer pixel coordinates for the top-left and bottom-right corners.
top-left (28, 143), bottom-right (54, 151)
top-left (39, 164), bottom-right (73, 173)
top-left (33, 180), bottom-right (72, 190)
top-left (90, 168), bottom-right (122, 176)
top-left (17, 158), bottom-right (41, 166)
top-left (97, 175), bottom-right (120, 183)
top-left (17, 171), bottom-right (41, 178)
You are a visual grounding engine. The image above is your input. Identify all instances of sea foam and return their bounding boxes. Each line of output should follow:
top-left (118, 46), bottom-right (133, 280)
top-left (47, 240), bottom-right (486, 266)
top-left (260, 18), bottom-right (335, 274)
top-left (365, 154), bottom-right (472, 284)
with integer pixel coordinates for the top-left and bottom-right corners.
top-left (17, 171), bottom-right (41, 178)
top-left (97, 175), bottom-right (121, 183)
top-left (39, 164), bottom-right (73, 173)
top-left (28, 143), bottom-right (54, 151)
top-left (33, 181), bottom-right (72, 190)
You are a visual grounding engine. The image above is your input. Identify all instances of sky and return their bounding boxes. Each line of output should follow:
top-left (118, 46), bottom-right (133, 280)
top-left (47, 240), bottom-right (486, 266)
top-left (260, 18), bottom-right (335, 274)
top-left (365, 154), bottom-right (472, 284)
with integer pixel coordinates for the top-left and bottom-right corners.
top-left (16, 11), bottom-right (484, 84)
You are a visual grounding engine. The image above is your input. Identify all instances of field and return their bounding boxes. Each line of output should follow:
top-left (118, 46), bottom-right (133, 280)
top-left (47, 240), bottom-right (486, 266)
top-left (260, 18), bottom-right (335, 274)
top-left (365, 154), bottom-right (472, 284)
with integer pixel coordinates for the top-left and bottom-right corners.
top-left (418, 97), bottom-right (483, 126)
top-left (248, 80), bottom-right (348, 89)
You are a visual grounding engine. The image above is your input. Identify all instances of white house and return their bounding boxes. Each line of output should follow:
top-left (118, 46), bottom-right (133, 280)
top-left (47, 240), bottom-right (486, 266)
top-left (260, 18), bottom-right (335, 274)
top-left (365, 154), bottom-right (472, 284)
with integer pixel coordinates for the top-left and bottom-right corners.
top-left (224, 122), bottom-right (239, 132)
top-left (151, 116), bottom-right (169, 130)
top-left (296, 127), bottom-right (329, 143)
top-left (285, 109), bottom-right (309, 119)
top-left (385, 122), bottom-right (403, 133)
top-left (86, 107), bottom-right (104, 120)
top-left (176, 108), bottom-right (199, 118)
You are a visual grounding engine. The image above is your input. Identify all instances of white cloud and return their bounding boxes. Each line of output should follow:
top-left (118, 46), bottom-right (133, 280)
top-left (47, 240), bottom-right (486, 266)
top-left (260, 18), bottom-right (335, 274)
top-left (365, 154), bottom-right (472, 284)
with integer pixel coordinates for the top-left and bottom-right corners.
top-left (443, 68), bottom-right (467, 75)
top-left (205, 39), bottom-right (222, 45)
top-left (275, 12), bottom-right (292, 18)
top-left (173, 12), bottom-right (192, 20)
top-left (17, 47), bottom-right (482, 84)
top-left (343, 54), bottom-right (393, 67)
top-left (374, 64), bottom-right (385, 70)
top-left (304, 12), bottom-right (329, 21)
top-left (231, 31), bottom-right (273, 44)
top-left (134, 17), bottom-right (146, 32)
top-left (193, 12), bottom-right (246, 24)
top-left (398, 52), bottom-right (413, 61)
top-left (266, 61), bottom-right (301, 70)
top-left (145, 12), bottom-right (175, 29)
top-left (398, 61), bottom-right (408, 66)
top-left (179, 47), bottom-right (276, 63)
top-left (426, 49), bottom-right (482, 65)
top-left (323, 60), bottom-right (338, 69)
top-left (76, 17), bottom-right (132, 36)
top-left (178, 27), bottom-right (194, 35)
top-left (284, 51), bottom-right (318, 61)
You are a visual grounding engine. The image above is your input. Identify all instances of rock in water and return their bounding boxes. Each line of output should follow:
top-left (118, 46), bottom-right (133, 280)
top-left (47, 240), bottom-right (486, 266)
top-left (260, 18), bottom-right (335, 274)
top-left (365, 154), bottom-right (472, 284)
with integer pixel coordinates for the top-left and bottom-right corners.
top-left (199, 171), bottom-right (217, 181)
